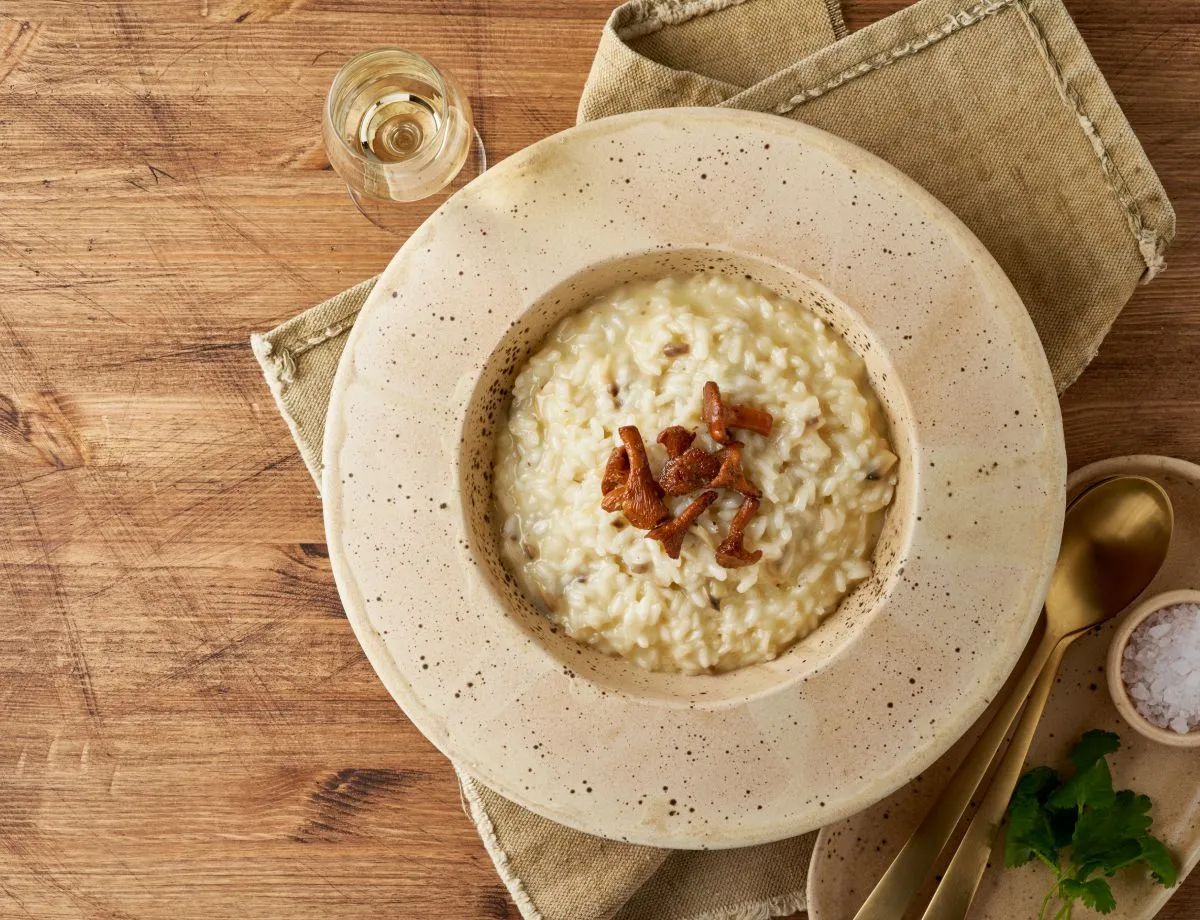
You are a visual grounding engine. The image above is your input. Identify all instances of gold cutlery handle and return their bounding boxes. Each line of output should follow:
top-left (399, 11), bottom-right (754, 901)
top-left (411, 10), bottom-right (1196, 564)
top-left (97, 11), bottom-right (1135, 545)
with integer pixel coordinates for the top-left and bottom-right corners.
top-left (851, 627), bottom-right (1059, 920)
top-left (919, 639), bottom-right (1070, 920)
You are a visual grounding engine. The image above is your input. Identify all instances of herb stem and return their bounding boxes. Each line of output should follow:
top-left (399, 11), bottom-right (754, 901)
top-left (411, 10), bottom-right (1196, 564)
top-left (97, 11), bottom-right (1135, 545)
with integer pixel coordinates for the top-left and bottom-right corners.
top-left (1036, 880), bottom-right (1059, 920)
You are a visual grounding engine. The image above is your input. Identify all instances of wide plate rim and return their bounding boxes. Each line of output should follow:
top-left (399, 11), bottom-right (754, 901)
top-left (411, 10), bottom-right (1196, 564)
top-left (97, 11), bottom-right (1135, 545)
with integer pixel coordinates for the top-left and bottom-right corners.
top-left (322, 107), bottom-right (1066, 848)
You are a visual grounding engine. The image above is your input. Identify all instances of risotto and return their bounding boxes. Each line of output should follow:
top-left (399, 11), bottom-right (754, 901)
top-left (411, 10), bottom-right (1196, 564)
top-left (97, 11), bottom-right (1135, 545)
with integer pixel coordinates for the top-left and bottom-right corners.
top-left (492, 273), bottom-right (897, 674)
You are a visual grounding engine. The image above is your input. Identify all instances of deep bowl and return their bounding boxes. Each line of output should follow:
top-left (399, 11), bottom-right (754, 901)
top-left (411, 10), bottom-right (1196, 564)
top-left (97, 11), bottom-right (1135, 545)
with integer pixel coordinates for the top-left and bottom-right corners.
top-left (322, 107), bottom-right (1066, 847)
top-left (458, 247), bottom-right (918, 705)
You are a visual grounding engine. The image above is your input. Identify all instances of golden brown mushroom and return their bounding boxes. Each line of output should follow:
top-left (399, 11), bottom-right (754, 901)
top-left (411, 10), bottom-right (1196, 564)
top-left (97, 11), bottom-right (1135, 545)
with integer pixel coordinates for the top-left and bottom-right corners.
top-left (601, 446), bottom-right (629, 496)
top-left (716, 495), bottom-right (763, 568)
top-left (660, 446), bottom-right (722, 496)
top-left (656, 425), bottom-right (696, 460)
top-left (708, 441), bottom-right (761, 498)
top-left (604, 426), bottom-right (671, 529)
top-left (647, 491), bottom-right (718, 559)
top-left (702, 381), bottom-right (773, 445)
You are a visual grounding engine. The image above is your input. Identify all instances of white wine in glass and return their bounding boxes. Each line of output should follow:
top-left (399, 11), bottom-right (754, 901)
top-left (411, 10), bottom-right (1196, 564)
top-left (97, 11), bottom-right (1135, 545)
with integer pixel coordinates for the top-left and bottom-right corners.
top-left (323, 48), bottom-right (485, 227)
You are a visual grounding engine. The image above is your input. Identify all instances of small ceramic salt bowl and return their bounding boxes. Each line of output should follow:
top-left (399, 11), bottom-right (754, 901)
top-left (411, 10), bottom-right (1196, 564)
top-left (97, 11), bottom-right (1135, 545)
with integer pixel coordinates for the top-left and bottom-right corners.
top-left (1107, 588), bottom-right (1200, 748)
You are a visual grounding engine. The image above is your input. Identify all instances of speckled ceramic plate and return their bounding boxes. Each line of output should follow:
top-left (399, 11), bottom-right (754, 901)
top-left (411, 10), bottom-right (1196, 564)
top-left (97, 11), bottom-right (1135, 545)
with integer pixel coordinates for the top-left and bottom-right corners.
top-left (808, 456), bottom-right (1200, 918)
top-left (322, 108), bottom-right (1065, 848)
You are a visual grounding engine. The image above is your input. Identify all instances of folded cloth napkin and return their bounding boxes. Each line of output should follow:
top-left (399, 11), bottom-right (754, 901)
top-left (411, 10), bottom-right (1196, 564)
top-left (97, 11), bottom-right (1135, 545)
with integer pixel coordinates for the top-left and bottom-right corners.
top-left (252, 1), bottom-right (1174, 917)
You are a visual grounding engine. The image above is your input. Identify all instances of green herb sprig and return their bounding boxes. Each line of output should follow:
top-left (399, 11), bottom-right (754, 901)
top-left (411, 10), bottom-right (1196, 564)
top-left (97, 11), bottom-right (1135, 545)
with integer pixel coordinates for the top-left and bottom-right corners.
top-left (1004, 730), bottom-right (1177, 920)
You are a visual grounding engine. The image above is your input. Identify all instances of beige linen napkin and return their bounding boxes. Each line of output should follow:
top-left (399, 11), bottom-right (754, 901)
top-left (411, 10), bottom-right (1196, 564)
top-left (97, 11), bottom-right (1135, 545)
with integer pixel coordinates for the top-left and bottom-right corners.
top-left (252, 1), bottom-right (1174, 917)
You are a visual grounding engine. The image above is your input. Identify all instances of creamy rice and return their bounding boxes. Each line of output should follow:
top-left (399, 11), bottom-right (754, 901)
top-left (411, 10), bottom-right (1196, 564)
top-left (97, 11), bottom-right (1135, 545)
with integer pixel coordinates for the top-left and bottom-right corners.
top-left (492, 273), bottom-right (897, 674)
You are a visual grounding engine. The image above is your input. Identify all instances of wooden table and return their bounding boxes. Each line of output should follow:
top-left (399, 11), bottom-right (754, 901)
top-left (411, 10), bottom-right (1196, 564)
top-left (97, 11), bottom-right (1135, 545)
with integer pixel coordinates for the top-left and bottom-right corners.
top-left (1, 1), bottom-right (1196, 917)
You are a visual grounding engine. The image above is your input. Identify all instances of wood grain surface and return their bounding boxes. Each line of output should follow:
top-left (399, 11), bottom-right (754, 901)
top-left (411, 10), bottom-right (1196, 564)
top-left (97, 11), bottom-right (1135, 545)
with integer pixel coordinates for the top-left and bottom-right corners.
top-left (0, 1), bottom-right (1197, 918)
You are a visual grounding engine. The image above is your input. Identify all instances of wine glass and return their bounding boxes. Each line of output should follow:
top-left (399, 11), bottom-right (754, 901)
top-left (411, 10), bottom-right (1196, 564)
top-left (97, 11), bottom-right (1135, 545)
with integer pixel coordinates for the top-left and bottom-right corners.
top-left (323, 48), bottom-right (486, 232)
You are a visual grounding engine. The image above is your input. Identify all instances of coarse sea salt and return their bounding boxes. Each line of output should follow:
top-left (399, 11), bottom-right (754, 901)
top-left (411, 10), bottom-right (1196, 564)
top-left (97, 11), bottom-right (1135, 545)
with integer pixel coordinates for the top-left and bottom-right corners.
top-left (1122, 602), bottom-right (1200, 735)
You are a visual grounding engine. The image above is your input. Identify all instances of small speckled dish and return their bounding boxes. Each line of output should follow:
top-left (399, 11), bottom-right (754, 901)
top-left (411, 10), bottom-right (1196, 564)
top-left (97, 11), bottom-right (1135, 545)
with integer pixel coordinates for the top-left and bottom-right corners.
top-left (810, 455), bottom-right (1200, 920)
top-left (322, 108), bottom-right (1066, 848)
top-left (1108, 589), bottom-right (1200, 749)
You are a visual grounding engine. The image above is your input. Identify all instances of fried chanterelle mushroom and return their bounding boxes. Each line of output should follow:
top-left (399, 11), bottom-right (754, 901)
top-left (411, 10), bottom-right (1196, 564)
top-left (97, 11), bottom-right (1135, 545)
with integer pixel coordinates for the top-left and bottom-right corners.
top-left (647, 490), bottom-right (718, 559)
top-left (599, 445), bottom-right (629, 509)
top-left (658, 425), bottom-right (723, 496)
top-left (603, 426), bottom-right (670, 529)
top-left (709, 441), bottom-right (760, 498)
top-left (656, 425), bottom-right (696, 459)
top-left (702, 381), bottom-right (773, 444)
top-left (716, 495), bottom-right (763, 568)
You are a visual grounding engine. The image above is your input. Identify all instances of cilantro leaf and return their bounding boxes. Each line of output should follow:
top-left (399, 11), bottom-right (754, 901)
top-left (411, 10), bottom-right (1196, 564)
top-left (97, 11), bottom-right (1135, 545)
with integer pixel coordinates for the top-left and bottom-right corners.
top-left (1006, 793), bottom-right (1058, 869)
top-left (1139, 834), bottom-right (1179, 888)
top-left (1016, 765), bottom-right (1061, 801)
top-left (1060, 877), bottom-right (1116, 914)
top-left (1071, 790), bottom-right (1152, 877)
top-left (1047, 754), bottom-right (1115, 815)
top-left (1003, 731), bottom-right (1177, 919)
top-left (1068, 730), bottom-right (1121, 773)
top-left (1005, 766), bottom-right (1060, 868)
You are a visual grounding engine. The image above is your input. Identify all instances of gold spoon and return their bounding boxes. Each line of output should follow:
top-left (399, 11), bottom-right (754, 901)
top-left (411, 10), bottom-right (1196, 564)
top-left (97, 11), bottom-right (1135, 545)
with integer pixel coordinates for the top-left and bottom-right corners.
top-left (920, 475), bottom-right (1172, 920)
top-left (853, 475), bottom-right (1173, 920)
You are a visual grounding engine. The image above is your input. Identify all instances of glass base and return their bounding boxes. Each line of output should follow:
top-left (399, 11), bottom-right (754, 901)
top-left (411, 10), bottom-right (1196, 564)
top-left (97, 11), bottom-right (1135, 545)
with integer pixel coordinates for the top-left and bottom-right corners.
top-left (347, 127), bottom-right (487, 235)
